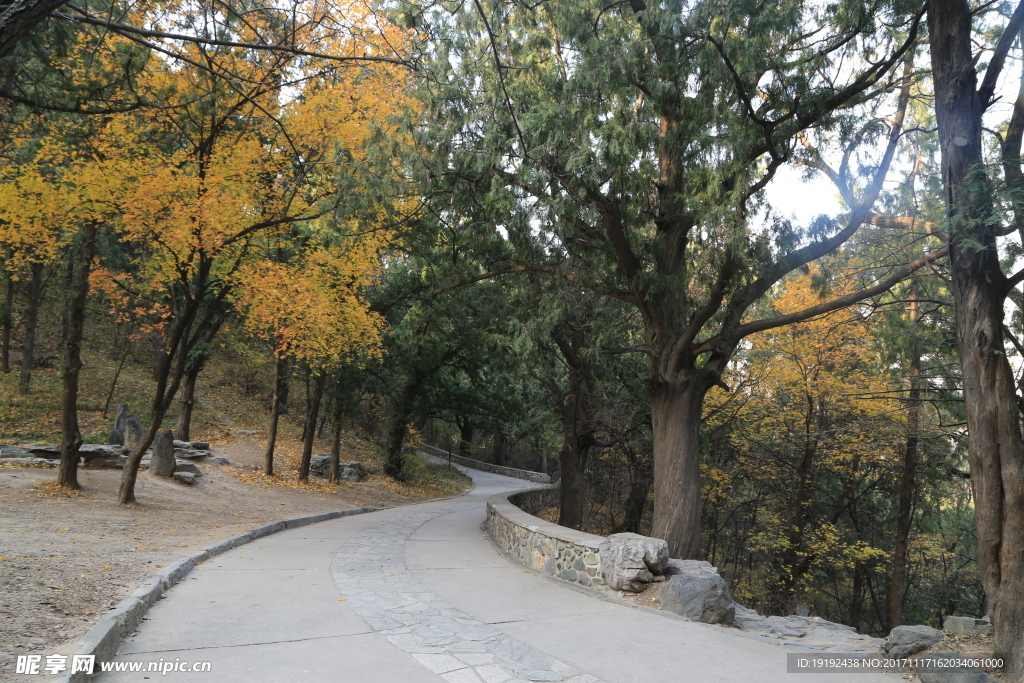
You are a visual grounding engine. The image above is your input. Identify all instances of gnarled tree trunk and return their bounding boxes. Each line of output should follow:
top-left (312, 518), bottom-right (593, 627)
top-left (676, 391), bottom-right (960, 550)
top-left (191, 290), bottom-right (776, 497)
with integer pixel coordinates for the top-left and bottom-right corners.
top-left (927, 1), bottom-right (1024, 676)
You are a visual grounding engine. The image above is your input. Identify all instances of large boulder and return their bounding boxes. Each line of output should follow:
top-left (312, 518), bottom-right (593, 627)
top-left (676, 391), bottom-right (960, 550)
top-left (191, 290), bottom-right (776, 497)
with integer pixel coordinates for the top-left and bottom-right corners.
top-left (659, 572), bottom-right (736, 625)
top-left (309, 454), bottom-right (364, 481)
top-left (149, 430), bottom-right (176, 477)
top-left (598, 532), bottom-right (669, 592)
top-left (942, 616), bottom-right (992, 637)
top-left (917, 651), bottom-right (1000, 683)
top-left (882, 624), bottom-right (943, 660)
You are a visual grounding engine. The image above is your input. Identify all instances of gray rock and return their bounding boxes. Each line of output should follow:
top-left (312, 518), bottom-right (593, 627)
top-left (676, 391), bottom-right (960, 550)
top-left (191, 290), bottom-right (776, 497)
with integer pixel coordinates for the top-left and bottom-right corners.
top-left (735, 613), bottom-right (774, 633)
top-left (0, 446), bottom-right (33, 457)
top-left (190, 441), bottom-right (210, 450)
top-left (205, 456), bottom-right (230, 465)
top-left (943, 616), bottom-right (992, 637)
top-left (917, 651), bottom-right (1000, 683)
top-left (881, 624), bottom-right (943, 659)
top-left (659, 572), bottom-right (735, 625)
top-left (24, 443), bottom-right (60, 459)
top-left (174, 448), bottom-right (208, 459)
top-left (172, 471), bottom-right (196, 485)
top-left (149, 430), bottom-right (176, 477)
top-left (309, 455), bottom-right (363, 481)
top-left (108, 404), bottom-right (129, 445)
top-left (310, 453), bottom-right (331, 476)
top-left (173, 460), bottom-right (202, 476)
top-left (664, 559), bottom-right (718, 577)
top-left (598, 532), bottom-right (670, 591)
top-left (125, 415), bottom-right (142, 450)
top-left (235, 429), bottom-right (260, 435)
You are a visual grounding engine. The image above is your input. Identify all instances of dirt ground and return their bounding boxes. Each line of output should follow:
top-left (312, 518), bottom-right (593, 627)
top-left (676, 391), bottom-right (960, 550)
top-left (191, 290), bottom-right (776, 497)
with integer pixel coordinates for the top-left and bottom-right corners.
top-left (0, 436), bottom-right (469, 678)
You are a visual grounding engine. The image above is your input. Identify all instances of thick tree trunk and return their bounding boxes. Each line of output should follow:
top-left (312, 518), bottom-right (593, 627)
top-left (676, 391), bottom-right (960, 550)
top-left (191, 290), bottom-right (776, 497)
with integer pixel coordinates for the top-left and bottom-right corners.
top-left (648, 378), bottom-right (707, 559)
top-left (57, 224), bottom-right (97, 490)
top-left (928, 1), bottom-right (1024, 676)
top-left (18, 261), bottom-right (44, 394)
top-left (0, 0), bottom-right (72, 59)
top-left (264, 353), bottom-right (287, 476)
top-left (174, 363), bottom-right (200, 441)
top-left (888, 296), bottom-right (921, 631)
top-left (298, 369), bottom-right (327, 482)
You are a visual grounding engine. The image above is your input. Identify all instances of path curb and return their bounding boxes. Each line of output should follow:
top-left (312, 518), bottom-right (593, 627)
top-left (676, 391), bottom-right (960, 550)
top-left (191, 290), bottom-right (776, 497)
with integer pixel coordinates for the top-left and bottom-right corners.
top-left (59, 506), bottom-right (381, 683)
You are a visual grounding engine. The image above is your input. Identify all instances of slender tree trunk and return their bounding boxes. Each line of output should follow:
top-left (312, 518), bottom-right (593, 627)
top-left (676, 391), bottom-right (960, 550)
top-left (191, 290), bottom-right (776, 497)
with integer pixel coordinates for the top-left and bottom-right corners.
top-left (888, 293), bottom-right (921, 631)
top-left (617, 447), bottom-right (651, 534)
top-left (385, 381), bottom-right (419, 480)
top-left (298, 368), bottom-right (327, 482)
top-left (102, 342), bottom-right (130, 418)
top-left (18, 261), bottom-right (44, 394)
top-left (57, 224), bottom-right (97, 490)
top-left (264, 352), bottom-right (287, 476)
top-left (329, 398), bottom-right (344, 484)
top-left (2, 248), bottom-right (15, 373)
top-left (558, 438), bottom-right (591, 530)
top-left (456, 415), bottom-right (473, 458)
top-left (647, 378), bottom-right (708, 559)
top-left (491, 432), bottom-right (506, 466)
top-left (175, 364), bottom-right (201, 441)
top-left (927, 1), bottom-right (1024, 676)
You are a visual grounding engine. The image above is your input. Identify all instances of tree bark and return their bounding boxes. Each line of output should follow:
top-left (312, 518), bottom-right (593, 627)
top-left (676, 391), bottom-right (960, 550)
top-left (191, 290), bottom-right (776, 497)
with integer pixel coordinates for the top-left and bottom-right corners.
top-left (18, 260), bottom-right (44, 394)
top-left (57, 223), bottom-right (97, 490)
top-left (647, 377), bottom-right (709, 559)
top-left (2, 248), bottom-right (15, 373)
top-left (174, 363), bottom-right (200, 441)
top-left (927, 0), bottom-right (1024, 676)
top-left (298, 368), bottom-right (327, 482)
top-left (264, 352), bottom-right (287, 476)
top-left (329, 397), bottom-right (344, 483)
top-left (888, 291), bottom-right (921, 631)
top-left (456, 415), bottom-right (473, 458)
top-left (0, 0), bottom-right (71, 59)
top-left (385, 380), bottom-right (420, 480)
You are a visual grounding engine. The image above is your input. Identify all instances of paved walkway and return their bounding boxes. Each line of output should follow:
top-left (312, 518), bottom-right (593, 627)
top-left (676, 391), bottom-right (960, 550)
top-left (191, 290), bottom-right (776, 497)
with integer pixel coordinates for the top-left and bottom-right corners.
top-left (96, 467), bottom-right (899, 682)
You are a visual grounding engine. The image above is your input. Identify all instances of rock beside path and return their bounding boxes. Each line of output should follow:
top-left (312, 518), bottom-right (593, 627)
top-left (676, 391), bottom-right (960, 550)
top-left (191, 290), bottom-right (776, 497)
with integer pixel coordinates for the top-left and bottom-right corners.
top-left (598, 532), bottom-right (669, 592)
top-left (149, 430), bottom-right (176, 477)
top-left (659, 572), bottom-right (735, 625)
top-left (309, 454), bottom-right (365, 481)
top-left (882, 624), bottom-right (943, 659)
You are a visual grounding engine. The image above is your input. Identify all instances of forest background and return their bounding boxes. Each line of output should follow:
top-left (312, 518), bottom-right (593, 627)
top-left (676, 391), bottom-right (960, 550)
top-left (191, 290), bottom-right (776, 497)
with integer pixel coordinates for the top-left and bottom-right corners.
top-left (1, 0), bottom-right (1023, 677)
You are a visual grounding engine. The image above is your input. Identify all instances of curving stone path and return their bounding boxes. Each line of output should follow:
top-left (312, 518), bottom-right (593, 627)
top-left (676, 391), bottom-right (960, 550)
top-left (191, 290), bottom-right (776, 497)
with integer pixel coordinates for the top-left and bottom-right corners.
top-left (94, 465), bottom-right (900, 682)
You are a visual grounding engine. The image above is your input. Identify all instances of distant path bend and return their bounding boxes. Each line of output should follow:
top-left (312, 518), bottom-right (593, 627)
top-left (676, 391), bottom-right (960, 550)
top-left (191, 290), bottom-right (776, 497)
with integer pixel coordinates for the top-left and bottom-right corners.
top-left (96, 466), bottom-right (899, 682)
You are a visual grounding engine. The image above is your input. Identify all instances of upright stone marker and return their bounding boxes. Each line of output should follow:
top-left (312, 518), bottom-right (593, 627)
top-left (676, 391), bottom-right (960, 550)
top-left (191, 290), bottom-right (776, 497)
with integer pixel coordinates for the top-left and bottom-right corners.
top-left (107, 404), bottom-right (129, 445)
top-left (125, 415), bottom-right (142, 450)
top-left (150, 429), bottom-right (176, 477)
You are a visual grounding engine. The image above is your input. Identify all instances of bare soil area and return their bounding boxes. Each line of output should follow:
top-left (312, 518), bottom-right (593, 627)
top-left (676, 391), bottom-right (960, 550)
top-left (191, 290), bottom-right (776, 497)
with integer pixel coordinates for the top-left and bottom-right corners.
top-left (0, 436), bottom-right (469, 679)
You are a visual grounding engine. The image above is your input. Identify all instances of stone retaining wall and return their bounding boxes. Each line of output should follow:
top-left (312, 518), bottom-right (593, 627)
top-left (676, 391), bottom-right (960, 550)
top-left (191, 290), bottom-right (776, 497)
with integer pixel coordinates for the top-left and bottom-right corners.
top-left (484, 487), bottom-right (606, 589)
top-left (421, 444), bottom-right (551, 484)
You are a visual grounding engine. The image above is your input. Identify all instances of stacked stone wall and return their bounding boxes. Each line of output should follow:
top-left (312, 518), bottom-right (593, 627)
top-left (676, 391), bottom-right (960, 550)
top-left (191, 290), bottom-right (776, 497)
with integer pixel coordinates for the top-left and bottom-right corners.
top-left (484, 488), bottom-right (605, 589)
top-left (420, 444), bottom-right (551, 484)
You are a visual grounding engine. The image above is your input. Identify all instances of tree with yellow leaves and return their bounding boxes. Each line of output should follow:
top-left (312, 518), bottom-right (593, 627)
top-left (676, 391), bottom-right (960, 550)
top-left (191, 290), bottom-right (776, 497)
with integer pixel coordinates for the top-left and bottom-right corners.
top-left (234, 242), bottom-right (385, 480)
top-left (705, 267), bottom-right (906, 616)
